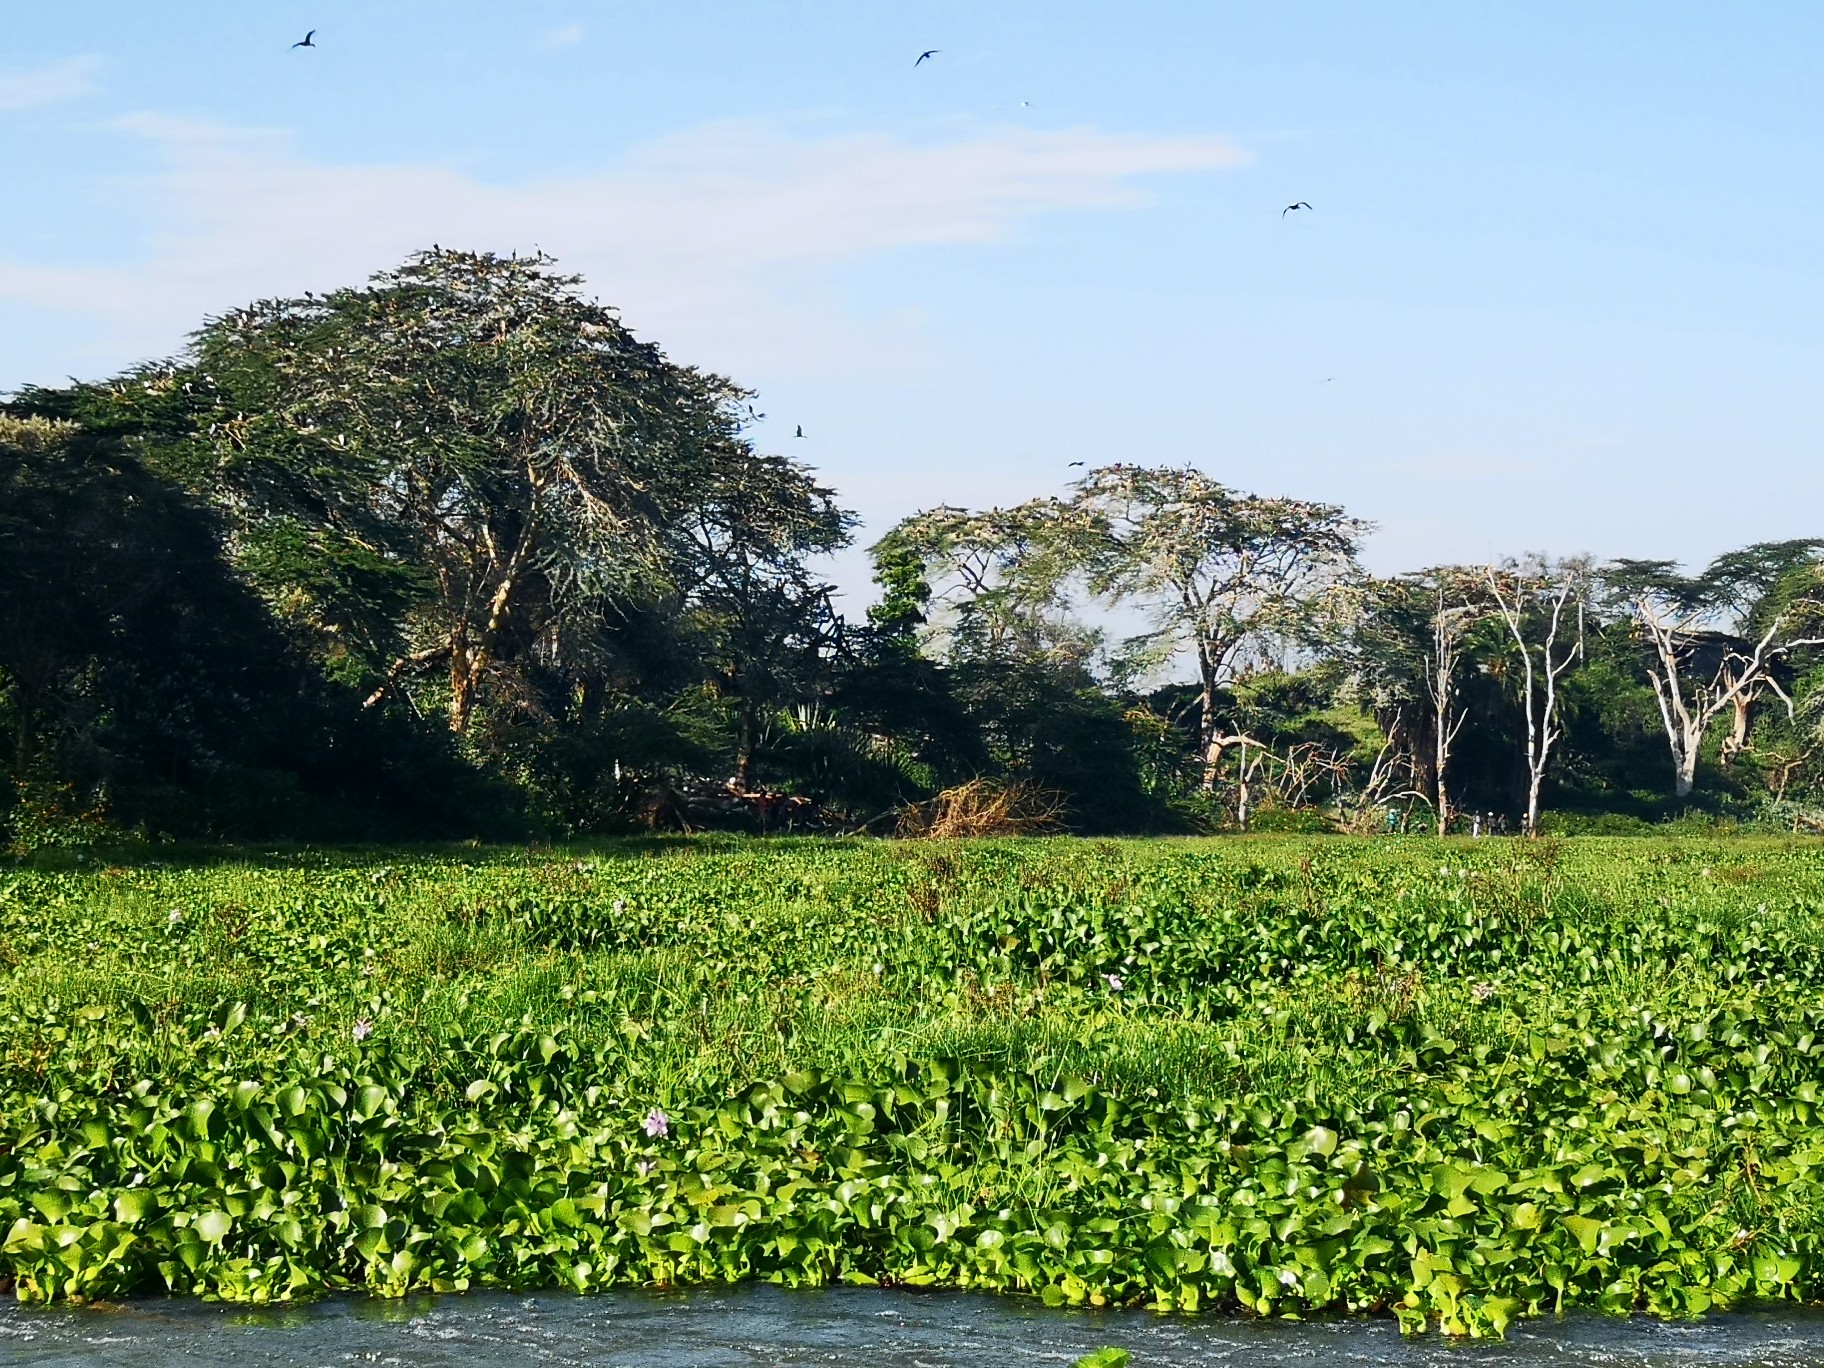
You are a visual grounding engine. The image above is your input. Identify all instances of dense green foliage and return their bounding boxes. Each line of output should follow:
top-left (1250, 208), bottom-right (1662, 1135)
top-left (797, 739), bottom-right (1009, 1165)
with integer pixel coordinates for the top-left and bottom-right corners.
top-left (5, 837), bottom-right (1824, 1334)
top-left (6, 248), bottom-right (1823, 847)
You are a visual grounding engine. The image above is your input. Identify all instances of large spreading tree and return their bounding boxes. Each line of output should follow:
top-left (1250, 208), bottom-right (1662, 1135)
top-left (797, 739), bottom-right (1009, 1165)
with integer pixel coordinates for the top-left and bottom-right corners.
top-left (97, 249), bottom-right (826, 736)
top-left (1064, 466), bottom-right (1366, 791)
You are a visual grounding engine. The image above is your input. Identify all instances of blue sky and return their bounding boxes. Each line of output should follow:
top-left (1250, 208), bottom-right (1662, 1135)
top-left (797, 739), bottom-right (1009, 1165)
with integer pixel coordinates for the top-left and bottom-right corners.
top-left (4, 1), bottom-right (1822, 605)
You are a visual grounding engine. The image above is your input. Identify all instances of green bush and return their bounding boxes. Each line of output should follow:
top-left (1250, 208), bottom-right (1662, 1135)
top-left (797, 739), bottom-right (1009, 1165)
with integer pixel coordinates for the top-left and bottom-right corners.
top-left (1243, 805), bottom-right (1337, 834)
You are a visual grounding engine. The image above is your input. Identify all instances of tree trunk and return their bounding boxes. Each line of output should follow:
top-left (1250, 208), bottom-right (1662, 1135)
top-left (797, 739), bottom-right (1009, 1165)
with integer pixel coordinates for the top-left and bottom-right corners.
top-left (734, 705), bottom-right (757, 792)
top-left (449, 643), bottom-right (477, 734)
top-left (1674, 739), bottom-right (1699, 798)
top-left (1434, 709), bottom-right (1452, 836)
top-left (1724, 692), bottom-right (1753, 762)
top-left (1198, 662), bottom-right (1222, 793)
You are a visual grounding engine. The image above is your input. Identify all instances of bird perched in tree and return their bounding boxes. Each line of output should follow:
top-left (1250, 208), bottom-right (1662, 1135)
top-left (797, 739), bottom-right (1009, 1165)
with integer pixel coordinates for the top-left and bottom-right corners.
top-left (915, 49), bottom-right (939, 66)
top-left (794, 425), bottom-right (806, 439)
top-left (292, 29), bottom-right (317, 47)
top-left (1282, 201), bottom-right (1312, 217)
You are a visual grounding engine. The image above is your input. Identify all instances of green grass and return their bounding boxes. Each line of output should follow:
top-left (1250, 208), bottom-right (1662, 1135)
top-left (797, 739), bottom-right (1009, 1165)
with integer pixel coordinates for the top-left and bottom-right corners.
top-left (4, 835), bottom-right (1824, 1333)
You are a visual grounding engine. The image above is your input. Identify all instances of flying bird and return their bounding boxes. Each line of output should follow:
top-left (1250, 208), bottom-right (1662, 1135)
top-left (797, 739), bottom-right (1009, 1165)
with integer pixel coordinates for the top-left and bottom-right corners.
top-left (794, 425), bottom-right (806, 439)
top-left (915, 49), bottom-right (939, 66)
top-left (292, 29), bottom-right (316, 47)
top-left (1067, 461), bottom-right (1085, 467)
top-left (1282, 201), bottom-right (1312, 217)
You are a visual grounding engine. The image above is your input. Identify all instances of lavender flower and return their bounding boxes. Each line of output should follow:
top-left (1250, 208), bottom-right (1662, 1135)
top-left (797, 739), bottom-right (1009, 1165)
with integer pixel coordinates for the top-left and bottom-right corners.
top-left (643, 1107), bottom-right (670, 1139)
top-left (352, 1017), bottom-right (374, 1042)
top-left (1104, 974), bottom-right (1124, 992)
top-left (635, 1159), bottom-right (656, 1177)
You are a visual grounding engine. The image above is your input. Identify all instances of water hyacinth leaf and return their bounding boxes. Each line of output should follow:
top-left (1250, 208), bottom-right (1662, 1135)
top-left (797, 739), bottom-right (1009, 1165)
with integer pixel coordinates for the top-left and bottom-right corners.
top-left (2, 838), bottom-right (1823, 1335)
top-left (114, 1191), bottom-right (158, 1224)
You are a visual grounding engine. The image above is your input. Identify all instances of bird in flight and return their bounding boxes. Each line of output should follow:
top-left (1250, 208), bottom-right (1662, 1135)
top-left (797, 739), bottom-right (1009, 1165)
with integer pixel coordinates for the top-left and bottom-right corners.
top-left (1282, 201), bottom-right (1312, 217)
top-left (292, 29), bottom-right (316, 48)
top-left (794, 425), bottom-right (806, 439)
top-left (1067, 461), bottom-right (1085, 467)
top-left (915, 49), bottom-right (939, 66)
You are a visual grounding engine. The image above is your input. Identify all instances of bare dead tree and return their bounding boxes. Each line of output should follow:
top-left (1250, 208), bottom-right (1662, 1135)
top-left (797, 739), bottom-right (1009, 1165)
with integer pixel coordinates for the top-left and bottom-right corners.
top-left (1204, 730), bottom-right (1271, 829)
top-left (1485, 556), bottom-right (1589, 836)
top-left (1425, 580), bottom-right (1480, 835)
top-left (1627, 595), bottom-right (1824, 798)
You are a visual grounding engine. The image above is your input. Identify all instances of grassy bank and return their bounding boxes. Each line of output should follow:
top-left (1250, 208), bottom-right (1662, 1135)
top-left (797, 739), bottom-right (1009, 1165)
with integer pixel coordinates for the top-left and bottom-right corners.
top-left (3, 836), bottom-right (1824, 1334)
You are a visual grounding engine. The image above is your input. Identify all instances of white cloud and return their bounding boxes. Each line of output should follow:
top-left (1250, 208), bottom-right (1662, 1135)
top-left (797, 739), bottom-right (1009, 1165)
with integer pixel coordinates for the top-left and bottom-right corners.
top-left (540, 23), bottom-right (585, 49)
top-left (0, 55), bottom-right (103, 111)
top-left (0, 114), bottom-right (1246, 378)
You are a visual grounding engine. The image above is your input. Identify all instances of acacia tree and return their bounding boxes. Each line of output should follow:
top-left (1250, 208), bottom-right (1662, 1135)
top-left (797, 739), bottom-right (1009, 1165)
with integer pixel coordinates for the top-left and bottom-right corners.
top-left (1062, 467), bottom-right (1365, 790)
top-left (890, 502), bottom-right (1100, 668)
top-left (1608, 552), bottom-right (1824, 798)
top-left (1484, 556), bottom-right (1590, 835)
top-left (673, 452), bottom-right (853, 788)
top-left (897, 468), bottom-right (1365, 794)
top-left (116, 249), bottom-right (760, 734)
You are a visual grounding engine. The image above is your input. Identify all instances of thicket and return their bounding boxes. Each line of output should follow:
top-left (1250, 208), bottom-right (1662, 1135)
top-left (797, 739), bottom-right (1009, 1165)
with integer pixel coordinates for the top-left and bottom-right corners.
top-left (3, 837), bottom-right (1824, 1334)
top-left (4, 248), bottom-right (1823, 847)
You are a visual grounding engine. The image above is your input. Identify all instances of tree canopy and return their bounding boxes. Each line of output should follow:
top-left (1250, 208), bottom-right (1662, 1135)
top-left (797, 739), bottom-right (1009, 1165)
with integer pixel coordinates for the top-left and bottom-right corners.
top-left (6, 248), bottom-right (1824, 844)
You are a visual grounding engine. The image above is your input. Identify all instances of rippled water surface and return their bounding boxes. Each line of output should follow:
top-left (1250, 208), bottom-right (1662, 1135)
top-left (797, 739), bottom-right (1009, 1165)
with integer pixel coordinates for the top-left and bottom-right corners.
top-left (2, 1288), bottom-right (1822, 1367)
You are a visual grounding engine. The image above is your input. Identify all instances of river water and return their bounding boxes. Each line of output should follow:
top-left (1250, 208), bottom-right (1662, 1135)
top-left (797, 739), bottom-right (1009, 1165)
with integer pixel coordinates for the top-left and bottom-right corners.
top-left (1, 1287), bottom-right (1820, 1366)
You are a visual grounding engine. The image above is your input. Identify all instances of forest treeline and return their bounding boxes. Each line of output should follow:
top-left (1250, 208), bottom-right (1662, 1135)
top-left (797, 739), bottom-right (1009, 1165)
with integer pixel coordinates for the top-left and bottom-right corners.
top-left (4, 250), bottom-right (1822, 844)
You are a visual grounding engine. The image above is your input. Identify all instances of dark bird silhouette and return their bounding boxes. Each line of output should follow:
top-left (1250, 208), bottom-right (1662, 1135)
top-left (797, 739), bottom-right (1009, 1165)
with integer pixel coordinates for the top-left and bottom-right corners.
top-left (915, 49), bottom-right (939, 66)
top-left (1282, 201), bottom-right (1312, 217)
top-left (292, 29), bottom-right (316, 47)
top-left (1067, 461), bottom-right (1085, 467)
top-left (794, 425), bottom-right (805, 439)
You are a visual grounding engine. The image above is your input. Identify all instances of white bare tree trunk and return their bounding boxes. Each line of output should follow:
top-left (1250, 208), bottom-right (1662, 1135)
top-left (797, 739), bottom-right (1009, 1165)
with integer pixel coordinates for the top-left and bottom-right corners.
top-left (1426, 586), bottom-right (1470, 836)
top-left (1486, 563), bottom-right (1585, 837)
top-left (1633, 597), bottom-right (1821, 801)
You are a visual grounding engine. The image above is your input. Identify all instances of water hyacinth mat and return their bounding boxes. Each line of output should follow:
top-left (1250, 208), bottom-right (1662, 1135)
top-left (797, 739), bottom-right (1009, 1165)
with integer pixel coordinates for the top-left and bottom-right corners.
top-left (3, 836), bottom-right (1823, 1340)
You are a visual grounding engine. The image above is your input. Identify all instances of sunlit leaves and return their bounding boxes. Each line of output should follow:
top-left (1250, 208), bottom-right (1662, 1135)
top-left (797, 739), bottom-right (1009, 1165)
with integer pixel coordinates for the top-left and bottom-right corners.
top-left (2, 837), bottom-right (1824, 1335)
